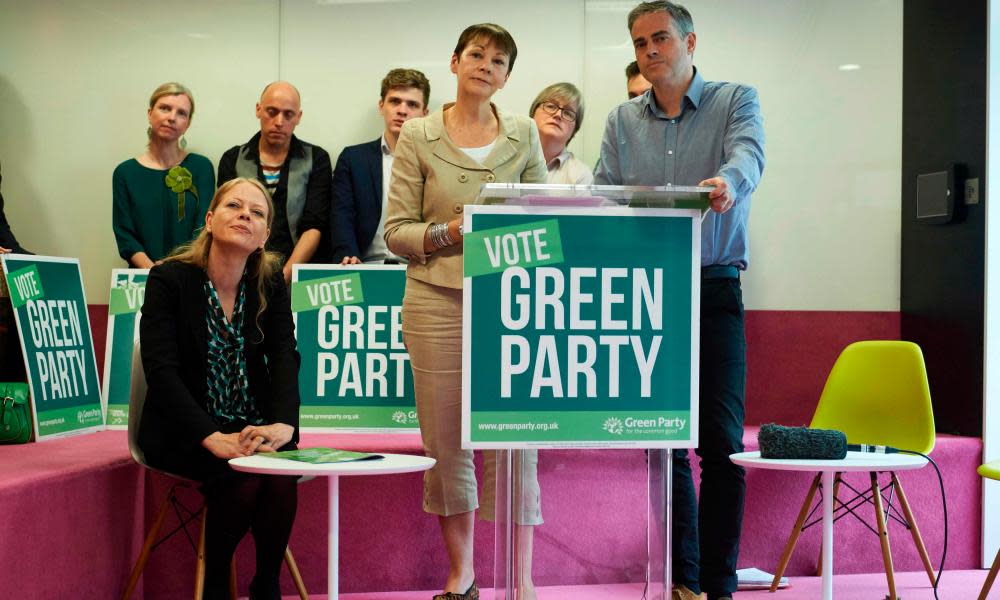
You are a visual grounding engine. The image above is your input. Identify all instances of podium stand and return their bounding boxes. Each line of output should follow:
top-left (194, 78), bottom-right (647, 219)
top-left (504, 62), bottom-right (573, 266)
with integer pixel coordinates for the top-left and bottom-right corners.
top-left (462, 184), bottom-right (708, 599)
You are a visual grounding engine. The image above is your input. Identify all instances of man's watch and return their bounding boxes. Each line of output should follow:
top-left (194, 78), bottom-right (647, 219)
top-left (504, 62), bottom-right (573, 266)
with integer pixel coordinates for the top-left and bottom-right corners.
top-left (458, 222), bottom-right (464, 236)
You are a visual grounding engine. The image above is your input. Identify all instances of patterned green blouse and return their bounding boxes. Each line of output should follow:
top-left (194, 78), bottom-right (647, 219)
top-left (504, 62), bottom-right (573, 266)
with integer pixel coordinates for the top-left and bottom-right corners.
top-left (203, 279), bottom-right (263, 425)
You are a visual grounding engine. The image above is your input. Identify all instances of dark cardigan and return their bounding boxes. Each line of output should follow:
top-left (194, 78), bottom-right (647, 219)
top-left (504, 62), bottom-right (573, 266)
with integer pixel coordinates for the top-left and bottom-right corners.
top-left (137, 260), bottom-right (300, 466)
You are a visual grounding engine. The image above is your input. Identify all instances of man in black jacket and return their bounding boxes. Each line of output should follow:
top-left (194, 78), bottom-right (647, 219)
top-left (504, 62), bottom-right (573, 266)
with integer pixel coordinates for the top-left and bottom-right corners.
top-left (218, 82), bottom-right (331, 280)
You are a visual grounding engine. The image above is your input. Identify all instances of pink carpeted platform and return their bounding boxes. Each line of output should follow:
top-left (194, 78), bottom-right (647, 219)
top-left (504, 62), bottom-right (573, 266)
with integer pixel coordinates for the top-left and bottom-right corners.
top-left (328, 570), bottom-right (995, 599)
top-left (0, 305), bottom-right (977, 599)
top-left (0, 426), bottom-right (983, 599)
top-left (0, 430), bottom-right (145, 599)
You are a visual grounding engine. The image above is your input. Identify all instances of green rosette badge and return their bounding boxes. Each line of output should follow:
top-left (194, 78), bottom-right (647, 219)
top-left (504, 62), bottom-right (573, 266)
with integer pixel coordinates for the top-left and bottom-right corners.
top-left (165, 166), bottom-right (199, 221)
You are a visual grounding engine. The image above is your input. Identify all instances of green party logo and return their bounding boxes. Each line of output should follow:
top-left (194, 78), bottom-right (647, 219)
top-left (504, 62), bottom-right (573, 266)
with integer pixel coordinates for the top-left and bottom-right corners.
top-left (391, 410), bottom-right (418, 425)
top-left (602, 417), bottom-right (624, 435)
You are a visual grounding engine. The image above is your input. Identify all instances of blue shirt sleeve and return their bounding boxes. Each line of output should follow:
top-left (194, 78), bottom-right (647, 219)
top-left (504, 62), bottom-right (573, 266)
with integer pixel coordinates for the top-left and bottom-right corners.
top-left (718, 85), bottom-right (765, 204)
top-left (594, 109), bottom-right (623, 186)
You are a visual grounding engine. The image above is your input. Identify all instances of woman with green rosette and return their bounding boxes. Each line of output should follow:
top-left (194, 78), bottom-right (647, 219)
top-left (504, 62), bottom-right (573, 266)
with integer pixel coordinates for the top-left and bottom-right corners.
top-left (112, 82), bottom-right (214, 267)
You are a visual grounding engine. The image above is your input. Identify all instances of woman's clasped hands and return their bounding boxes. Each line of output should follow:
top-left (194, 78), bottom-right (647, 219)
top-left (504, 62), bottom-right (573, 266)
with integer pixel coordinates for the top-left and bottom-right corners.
top-left (201, 423), bottom-right (294, 459)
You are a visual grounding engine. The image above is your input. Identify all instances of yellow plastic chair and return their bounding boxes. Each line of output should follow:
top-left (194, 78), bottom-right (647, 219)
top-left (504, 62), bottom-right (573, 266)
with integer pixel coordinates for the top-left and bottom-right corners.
top-left (770, 341), bottom-right (936, 600)
top-left (978, 460), bottom-right (1000, 600)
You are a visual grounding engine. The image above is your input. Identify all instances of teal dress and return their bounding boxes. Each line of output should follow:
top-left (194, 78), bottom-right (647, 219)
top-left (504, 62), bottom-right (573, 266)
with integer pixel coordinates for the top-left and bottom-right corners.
top-left (112, 153), bottom-right (214, 264)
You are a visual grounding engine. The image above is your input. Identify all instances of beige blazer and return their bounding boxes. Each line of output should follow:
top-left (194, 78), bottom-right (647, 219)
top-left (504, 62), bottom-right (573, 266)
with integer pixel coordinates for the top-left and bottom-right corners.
top-left (384, 103), bottom-right (547, 289)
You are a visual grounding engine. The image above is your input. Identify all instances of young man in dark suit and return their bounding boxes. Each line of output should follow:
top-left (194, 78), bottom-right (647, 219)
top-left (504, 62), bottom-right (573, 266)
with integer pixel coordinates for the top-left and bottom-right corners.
top-left (330, 68), bottom-right (430, 264)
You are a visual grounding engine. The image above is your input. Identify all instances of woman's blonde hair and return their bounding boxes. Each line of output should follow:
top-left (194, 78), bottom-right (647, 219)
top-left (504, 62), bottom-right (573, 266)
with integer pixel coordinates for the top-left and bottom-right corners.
top-left (166, 177), bottom-right (283, 340)
top-left (149, 82), bottom-right (195, 116)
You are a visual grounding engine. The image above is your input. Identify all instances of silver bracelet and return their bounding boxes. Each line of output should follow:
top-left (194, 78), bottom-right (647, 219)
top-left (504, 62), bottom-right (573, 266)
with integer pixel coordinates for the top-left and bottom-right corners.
top-left (430, 223), bottom-right (455, 249)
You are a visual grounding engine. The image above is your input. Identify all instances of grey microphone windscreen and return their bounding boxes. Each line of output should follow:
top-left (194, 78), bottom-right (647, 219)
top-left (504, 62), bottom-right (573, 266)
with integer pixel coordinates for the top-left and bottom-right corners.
top-left (758, 423), bottom-right (848, 460)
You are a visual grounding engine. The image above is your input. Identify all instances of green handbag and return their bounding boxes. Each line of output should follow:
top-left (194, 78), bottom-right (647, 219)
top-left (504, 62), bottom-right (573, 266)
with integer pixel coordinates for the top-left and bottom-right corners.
top-left (0, 383), bottom-right (32, 444)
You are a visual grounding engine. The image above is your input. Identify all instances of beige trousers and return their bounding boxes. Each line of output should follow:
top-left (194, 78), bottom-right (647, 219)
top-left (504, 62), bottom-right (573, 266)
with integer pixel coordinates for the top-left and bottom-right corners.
top-left (402, 277), bottom-right (541, 525)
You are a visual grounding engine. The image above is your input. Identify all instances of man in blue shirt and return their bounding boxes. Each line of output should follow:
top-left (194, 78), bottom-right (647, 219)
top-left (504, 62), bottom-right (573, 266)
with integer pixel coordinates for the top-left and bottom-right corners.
top-left (595, 3), bottom-right (765, 599)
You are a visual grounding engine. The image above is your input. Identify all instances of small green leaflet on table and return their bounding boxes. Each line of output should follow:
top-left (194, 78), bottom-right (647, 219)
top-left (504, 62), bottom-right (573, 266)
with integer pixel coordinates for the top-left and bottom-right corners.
top-left (270, 447), bottom-right (384, 463)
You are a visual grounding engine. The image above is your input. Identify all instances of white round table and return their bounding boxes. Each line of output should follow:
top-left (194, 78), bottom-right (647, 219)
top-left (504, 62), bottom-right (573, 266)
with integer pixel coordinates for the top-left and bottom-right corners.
top-left (730, 451), bottom-right (927, 600)
top-left (230, 452), bottom-right (435, 600)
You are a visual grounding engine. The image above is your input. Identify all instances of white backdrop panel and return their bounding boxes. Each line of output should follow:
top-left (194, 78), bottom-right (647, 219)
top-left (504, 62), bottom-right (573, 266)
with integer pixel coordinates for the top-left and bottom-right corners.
top-left (0, 0), bottom-right (901, 311)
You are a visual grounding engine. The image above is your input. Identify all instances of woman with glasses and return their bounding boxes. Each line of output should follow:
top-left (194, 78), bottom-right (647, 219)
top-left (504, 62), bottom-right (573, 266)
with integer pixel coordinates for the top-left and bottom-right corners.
top-left (385, 22), bottom-right (547, 600)
top-left (529, 82), bottom-right (593, 185)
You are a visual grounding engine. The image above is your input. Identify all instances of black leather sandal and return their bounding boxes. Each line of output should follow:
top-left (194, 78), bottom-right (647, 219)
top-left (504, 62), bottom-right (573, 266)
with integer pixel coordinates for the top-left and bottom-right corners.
top-left (432, 581), bottom-right (479, 600)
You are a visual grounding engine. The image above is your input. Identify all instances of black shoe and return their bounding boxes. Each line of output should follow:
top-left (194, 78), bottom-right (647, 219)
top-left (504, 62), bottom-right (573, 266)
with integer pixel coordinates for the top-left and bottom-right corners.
top-left (433, 581), bottom-right (479, 600)
top-left (248, 575), bottom-right (281, 600)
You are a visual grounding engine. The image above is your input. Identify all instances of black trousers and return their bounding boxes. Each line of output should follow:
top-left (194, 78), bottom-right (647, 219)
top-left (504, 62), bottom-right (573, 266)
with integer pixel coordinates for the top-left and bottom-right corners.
top-left (671, 276), bottom-right (747, 598)
top-left (148, 437), bottom-right (299, 600)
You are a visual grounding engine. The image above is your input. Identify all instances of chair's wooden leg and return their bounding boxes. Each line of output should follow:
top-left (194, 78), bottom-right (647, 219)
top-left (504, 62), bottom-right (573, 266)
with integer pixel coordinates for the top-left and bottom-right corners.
top-left (122, 486), bottom-right (177, 600)
top-left (194, 507), bottom-right (207, 600)
top-left (285, 546), bottom-right (310, 599)
top-left (229, 555), bottom-right (238, 600)
top-left (871, 472), bottom-right (898, 599)
top-left (891, 473), bottom-right (936, 586)
top-left (771, 473), bottom-right (821, 592)
top-left (978, 546), bottom-right (1000, 600)
top-left (816, 472), bottom-right (842, 577)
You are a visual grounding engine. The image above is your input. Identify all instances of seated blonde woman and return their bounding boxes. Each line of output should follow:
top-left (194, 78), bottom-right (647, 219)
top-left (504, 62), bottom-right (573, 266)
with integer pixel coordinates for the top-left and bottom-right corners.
top-left (139, 177), bottom-right (299, 600)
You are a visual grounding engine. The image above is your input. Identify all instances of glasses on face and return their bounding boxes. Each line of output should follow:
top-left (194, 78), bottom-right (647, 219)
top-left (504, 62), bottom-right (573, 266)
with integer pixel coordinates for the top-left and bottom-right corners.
top-left (539, 101), bottom-right (577, 123)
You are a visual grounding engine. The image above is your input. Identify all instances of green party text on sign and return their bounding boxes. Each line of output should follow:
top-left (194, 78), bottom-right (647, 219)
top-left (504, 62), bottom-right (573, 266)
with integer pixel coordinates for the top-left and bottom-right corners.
top-left (463, 206), bottom-right (700, 449)
top-left (6, 265), bottom-right (45, 309)
top-left (464, 219), bottom-right (564, 277)
top-left (1, 255), bottom-right (103, 440)
top-left (291, 273), bottom-right (364, 313)
top-left (293, 265), bottom-right (416, 431)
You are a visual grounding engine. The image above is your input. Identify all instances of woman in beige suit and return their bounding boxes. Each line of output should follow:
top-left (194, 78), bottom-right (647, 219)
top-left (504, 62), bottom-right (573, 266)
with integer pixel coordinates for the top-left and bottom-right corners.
top-left (384, 23), bottom-right (547, 600)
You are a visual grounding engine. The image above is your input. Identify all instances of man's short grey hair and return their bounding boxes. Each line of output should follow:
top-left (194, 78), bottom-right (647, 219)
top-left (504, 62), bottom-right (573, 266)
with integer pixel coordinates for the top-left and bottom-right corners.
top-left (627, 1), bottom-right (694, 37)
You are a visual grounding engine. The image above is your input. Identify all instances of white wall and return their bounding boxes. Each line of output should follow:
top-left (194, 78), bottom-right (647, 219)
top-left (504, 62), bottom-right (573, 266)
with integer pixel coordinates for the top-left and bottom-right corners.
top-left (0, 0), bottom-right (902, 309)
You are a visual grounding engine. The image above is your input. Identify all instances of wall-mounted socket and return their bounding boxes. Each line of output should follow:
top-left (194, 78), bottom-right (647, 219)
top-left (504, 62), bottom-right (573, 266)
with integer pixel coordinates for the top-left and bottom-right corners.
top-left (965, 178), bottom-right (980, 204)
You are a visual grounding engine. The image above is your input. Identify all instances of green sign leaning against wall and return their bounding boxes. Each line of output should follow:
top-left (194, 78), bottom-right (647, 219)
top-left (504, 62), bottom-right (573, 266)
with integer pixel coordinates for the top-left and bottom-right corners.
top-left (2, 255), bottom-right (103, 440)
top-left (292, 265), bottom-right (417, 431)
top-left (102, 269), bottom-right (148, 429)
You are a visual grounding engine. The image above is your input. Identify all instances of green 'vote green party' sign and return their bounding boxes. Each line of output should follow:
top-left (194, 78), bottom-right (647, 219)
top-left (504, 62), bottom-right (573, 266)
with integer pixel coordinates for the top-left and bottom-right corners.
top-left (462, 206), bottom-right (701, 449)
top-left (291, 265), bottom-right (416, 431)
top-left (2, 255), bottom-right (103, 440)
top-left (101, 269), bottom-right (148, 428)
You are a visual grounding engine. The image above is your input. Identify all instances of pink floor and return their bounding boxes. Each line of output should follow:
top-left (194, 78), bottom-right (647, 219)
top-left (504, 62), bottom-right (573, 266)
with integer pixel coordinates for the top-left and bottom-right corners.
top-left (289, 570), bottom-right (994, 599)
top-left (0, 429), bottom-right (985, 599)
